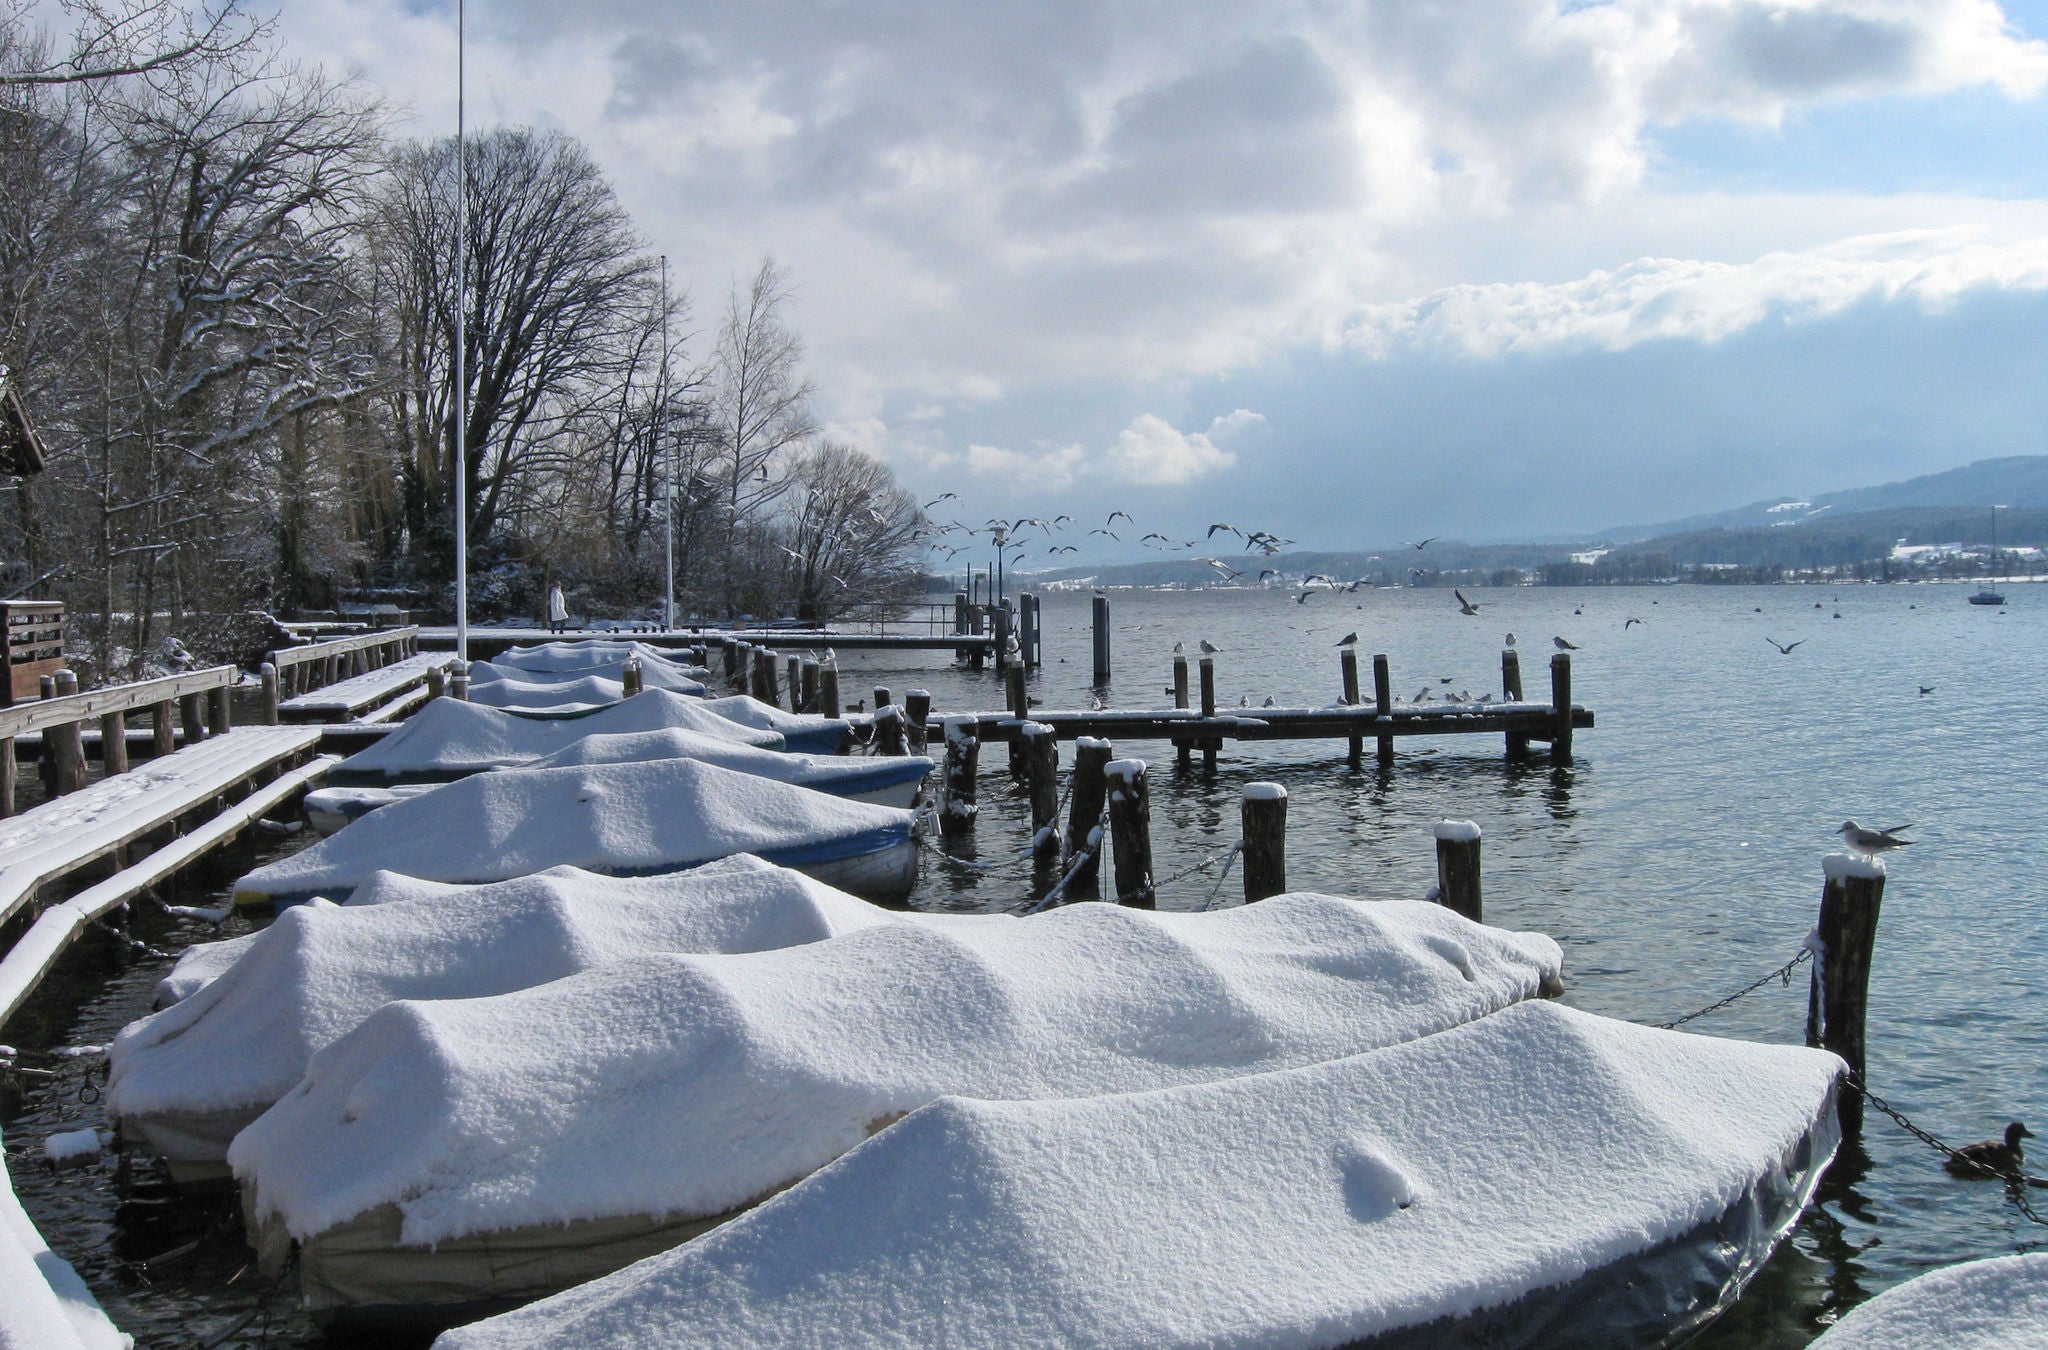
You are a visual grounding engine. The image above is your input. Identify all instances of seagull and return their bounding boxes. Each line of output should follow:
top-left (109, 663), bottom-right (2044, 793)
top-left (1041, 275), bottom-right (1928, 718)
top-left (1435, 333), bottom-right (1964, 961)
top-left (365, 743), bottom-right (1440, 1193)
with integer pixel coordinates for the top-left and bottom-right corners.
top-left (1108, 510), bottom-right (1134, 527)
top-left (1404, 537), bottom-right (1436, 550)
top-left (1335, 632), bottom-right (1358, 646)
top-left (1454, 589), bottom-right (1480, 616)
top-left (1090, 693), bottom-right (1106, 711)
top-left (1261, 695), bottom-right (1276, 707)
top-left (921, 492), bottom-right (959, 509)
top-left (1919, 685), bottom-right (1935, 697)
top-left (1296, 591), bottom-right (1315, 604)
top-left (1946, 1121), bottom-right (2033, 1177)
top-left (1173, 640), bottom-right (1184, 654)
top-left (1238, 694), bottom-right (1250, 707)
top-left (1553, 636), bottom-right (1580, 650)
top-left (1207, 523), bottom-right (1241, 538)
top-left (1623, 617), bottom-right (1644, 629)
top-left (1837, 821), bottom-right (1913, 856)
top-left (1198, 639), bottom-right (1222, 654)
top-left (1503, 632), bottom-right (1515, 647)
top-left (1765, 638), bottom-right (1804, 655)
top-left (1088, 528), bottom-right (1121, 541)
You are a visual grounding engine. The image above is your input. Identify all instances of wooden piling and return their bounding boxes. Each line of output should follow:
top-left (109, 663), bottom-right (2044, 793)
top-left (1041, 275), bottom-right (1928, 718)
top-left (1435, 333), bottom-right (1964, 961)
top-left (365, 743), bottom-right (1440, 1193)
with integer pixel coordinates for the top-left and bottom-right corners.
top-left (799, 660), bottom-right (820, 715)
top-left (50, 671), bottom-right (86, 794)
top-left (954, 592), bottom-right (970, 636)
top-left (904, 690), bottom-right (932, 754)
top-left (1198, 656), bottom-right (1218, 771)
top-left (939, 715), bottom-right (980, 836)
top-left (723, 641), bottom-right (740, 684)
top-left (1434, 820), bottom-right (1482, 921)
top-left (1341, 647), bottom-right (1362, 768)
top-left (100, 710), bottom-right (129, 776)
top-left (1174, 654), bottom-right (1191, 769)
top-left (1550, 652), bottom-right (1573, 763)
top-left (1091, 594), bottom-right (1111, 679)
top-left (621, 658), bottom-right (644, 698)
top-left (1005, 664), bottom-right (1029, 777)
top-left (785, 656), bottom-right (801, 706)
top-left (872, 686), bottom-right (893, 715)
top-left (1023, 722), bottom-right (1061, 866)
top-left (873, 705), bottom-right (909, 756)
top-left (151, 700), bottom-right (176, 756)
top-left (1242, 783), bottom-right (1288, 903)
top-left (819, 664), bottom-right (841, 717)
top-left (449, 661), bottom-right (470, 702)
top-left (1809, 854), bottom-right (1886, 1132)
top-left (968, 604), bottom-right (986, 671)
top-left (1105, 758), bottom-right (1154, 907)
top-left (0, 737), bottom-right (12, 817)
top-left (207, 682), bottom-right (232, 737)
top-left (1020, 593), bottom-right (1042, 667)
top-left (993, 604), bottom-right (1013, 671)
top-left (1065, 737), bottom-right (1113, 892)
top-left (178, 692), bottom-right (206, 745)
top-left (1503, 648), bottom-right (1526, 759)
top-left (260, 662), bottom-right (280, 725)
top-left (1372, 653), bottom-right (1394, 766)
top-left (759, 650), bottom-right (783, 709)
top-left (426, 665), bottom-right (447, 701)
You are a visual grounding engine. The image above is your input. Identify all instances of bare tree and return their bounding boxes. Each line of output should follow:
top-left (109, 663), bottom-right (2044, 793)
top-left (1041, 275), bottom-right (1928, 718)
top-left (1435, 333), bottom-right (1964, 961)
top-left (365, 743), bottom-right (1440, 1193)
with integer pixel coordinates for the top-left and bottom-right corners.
top-left (706, 256), bottom-right (813, 613)
top-left (0, 0), bottom-right (259, 87)
top-left (777, 442), bottom-right (923, 623)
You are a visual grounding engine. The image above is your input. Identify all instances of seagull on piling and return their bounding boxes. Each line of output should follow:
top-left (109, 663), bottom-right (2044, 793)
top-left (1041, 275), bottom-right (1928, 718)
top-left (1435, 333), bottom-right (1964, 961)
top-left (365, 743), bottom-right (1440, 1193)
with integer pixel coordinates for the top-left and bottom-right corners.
top-left (1553, 636), bottom-right (1580, 650)
top-left (1504, 632), bottom-right (1515, 647)
top-left (1766, 638), bottom-right (1804, 655)
top-left (1454, 589), bottom-right (1480, 616)
top-left (1336, 632), bottom-right (1358, 646)
top-left (1199, 639), bottom-right (1222, 654)
top-left (1173, 640), bottom-right (1184, 654)
top-left (1837, 821), bottom-right (1913, 856)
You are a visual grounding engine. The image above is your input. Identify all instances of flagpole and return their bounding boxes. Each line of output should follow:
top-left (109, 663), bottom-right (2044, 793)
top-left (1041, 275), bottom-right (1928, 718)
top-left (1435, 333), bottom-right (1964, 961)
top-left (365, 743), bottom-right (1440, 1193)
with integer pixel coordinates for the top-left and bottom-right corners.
top-left (661, 254), bottom-right (674, 631)
top-left (453, 0), bottom-right (470, 662)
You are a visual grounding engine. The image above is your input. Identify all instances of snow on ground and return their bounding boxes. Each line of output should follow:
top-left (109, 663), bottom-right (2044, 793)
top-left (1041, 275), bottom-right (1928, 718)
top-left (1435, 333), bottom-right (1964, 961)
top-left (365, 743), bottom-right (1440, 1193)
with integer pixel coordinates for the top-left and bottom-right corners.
top-left (691, 696), bottom-right (850, 750)
top-left (433, 1001), bottom-right (1839, 1350)
top-left (112, 858), bottom-right (894, 1131)
top-left (329, 691), bottom-right (782, 783)
top-left (1809, 1253), bottom-right (2048, 1349)
top-left (229, 894), bottom-right (1562, 1247)
top-left (232, 758), bottom-right (914, 901)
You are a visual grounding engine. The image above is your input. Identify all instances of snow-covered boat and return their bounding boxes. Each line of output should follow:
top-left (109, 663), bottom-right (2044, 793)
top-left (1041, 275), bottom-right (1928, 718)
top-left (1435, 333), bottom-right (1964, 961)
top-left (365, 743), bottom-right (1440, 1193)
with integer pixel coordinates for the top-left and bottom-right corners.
top-left (232, 757), bottom-right (920, 907)
top-left (229, 895), bottom-right (1562, 1324)
top-left (488, 641), bottom-right (710, 678)
top-left (436, 1000), bottom-right (1841, 1350)
top-left (325, 690), bottom-right (783, 786)
top-left (303, 730), bottom-right (932, 833)
top-left (691, 695), bottom-right (850, 754)
top-left (469, 655), bottom-right (707, 700)
top-left (1808, 1253), bottom-right (2048, 1349)
top-left (111, 857), bottom-right (894, 1183)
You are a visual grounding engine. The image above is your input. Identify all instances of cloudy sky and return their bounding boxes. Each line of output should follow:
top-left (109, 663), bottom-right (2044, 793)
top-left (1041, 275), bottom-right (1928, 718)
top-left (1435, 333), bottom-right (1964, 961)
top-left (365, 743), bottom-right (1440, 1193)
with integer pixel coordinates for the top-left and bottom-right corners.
top-left (283, 0), bottom-right (2048, 555)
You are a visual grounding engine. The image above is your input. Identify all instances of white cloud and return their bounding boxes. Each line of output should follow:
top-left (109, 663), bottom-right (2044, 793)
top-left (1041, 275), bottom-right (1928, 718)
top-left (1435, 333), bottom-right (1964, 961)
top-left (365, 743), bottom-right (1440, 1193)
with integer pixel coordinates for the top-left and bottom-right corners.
top-left (1341, 232), bottom-right (2048, 358)
top-left (963, 442), bottom-right (1086, 489)
top-left (1104, 414), bottom-right (1237, 485)
top-left (1205, 409), bottom-right (1271, 442)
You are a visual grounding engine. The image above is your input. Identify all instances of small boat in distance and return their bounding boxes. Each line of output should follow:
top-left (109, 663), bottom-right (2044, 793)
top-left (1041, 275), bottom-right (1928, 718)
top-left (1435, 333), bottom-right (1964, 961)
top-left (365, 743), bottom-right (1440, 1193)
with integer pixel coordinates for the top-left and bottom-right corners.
top-left (1970, 505), bottom-right (2007, 605)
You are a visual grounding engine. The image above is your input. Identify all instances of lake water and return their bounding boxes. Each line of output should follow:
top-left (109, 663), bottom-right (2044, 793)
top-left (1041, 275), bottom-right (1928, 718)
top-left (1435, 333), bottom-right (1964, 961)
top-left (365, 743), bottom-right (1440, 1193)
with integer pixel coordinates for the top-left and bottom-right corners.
top-left (6, 581), bottom-right (2045, 1347)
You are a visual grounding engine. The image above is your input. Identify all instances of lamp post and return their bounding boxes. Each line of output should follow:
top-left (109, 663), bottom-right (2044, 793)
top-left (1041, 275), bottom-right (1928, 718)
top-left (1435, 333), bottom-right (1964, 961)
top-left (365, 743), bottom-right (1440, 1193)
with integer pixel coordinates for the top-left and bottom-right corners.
top-left (453, 0), bottom-right (469, 662)
top-left (660, 253), bottom-right (674, 631)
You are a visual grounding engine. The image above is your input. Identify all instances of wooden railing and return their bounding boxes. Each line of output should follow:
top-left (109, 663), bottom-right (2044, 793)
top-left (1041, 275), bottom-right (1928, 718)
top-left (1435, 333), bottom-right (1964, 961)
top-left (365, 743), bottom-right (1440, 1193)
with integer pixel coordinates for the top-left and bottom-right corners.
top-left (0, 665), bottom-right (237, 816)
top-left (266, 626), bottom-right (419, 700)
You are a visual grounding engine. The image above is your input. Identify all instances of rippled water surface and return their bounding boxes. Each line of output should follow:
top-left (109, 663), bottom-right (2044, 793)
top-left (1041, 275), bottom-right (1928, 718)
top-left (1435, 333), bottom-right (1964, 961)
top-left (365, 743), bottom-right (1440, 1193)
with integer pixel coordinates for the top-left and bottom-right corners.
top-left (7, 581), bottom-right (2044, 1347)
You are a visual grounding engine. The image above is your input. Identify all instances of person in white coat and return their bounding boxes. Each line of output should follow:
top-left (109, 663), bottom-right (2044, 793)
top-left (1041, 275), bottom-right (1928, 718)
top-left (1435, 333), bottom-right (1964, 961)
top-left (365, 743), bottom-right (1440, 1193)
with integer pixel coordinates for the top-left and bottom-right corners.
top-left (547, 581), bottom-right (568, 634)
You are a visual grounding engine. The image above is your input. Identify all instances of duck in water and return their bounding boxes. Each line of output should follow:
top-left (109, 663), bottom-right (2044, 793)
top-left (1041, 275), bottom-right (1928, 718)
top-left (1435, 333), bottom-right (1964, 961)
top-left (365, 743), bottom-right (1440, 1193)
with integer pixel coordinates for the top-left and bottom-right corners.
top-left (1946, 1121), bottom-right (2032, 1177)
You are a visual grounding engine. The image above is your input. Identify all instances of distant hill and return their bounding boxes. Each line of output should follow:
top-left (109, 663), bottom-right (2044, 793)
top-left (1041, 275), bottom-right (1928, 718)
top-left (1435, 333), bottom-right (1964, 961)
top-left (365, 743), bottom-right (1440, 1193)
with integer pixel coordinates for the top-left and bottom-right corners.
top-left (1604, 456), bottom-right (2048, 541)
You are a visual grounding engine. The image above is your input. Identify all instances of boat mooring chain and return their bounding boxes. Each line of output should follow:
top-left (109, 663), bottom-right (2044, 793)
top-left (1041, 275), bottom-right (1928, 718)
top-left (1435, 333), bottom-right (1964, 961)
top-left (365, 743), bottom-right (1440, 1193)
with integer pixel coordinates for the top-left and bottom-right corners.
top-left (1653, 946), bottom-right (1813, 1030)
top-left (1847, 1076), bottom-right (2048, 1227)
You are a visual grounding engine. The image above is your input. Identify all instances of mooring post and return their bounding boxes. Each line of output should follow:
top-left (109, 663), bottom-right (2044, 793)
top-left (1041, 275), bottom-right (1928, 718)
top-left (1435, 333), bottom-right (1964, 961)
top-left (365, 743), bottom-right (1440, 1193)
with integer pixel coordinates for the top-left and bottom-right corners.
top-left (48, 670), bottom-right (85, 794)
top-left (151, 700), bottom-right (176, 756)
top-left (939, 715), bottom-right (980, 835)
top-left (1091, 594), bottom-right (1111, 680)
top-left (873, 704), bottom-right (909, 756)
top-left (178, 691), bottom-right (205, 745)
top-left (819, 663), bottom-right (841, 717)
top-left (1023, 721), bottom-right (1061, 867)
top-left (1341, 647), bottom-right (1363, 768)
top-left (723, 641), bottom-right (740, 685)
top-left (904, 690), bottom-right (932, 753)
top-left (100, 708), bottom-right (129, 776)
top-left (1373, 653), bottom-right (1394, 766)
top-left (784, 656), bottom-right (802, 707)
top-left (1173, 653), bottom-right (1192, 769)
top-left (1550, 652), bottom-right (1573, 763)
top-left (449, 660), bottom-right (470, 702)
top-left (954, 591), bottom-right (969, 636)
top-left (0, 737), bottom-right (12, 817)
top-left (761, 650), bottom-right (784, 709)
top-left (1434, 820), bottom-right (1482, 922)
top-left (1503, 648), bottom-right (1526, 759)
top-left (1198, 655), bottom-right (1218, 771)
top-left (968, 603), bottom-right (986, 671)
top-left (1242, 783), bottom-right (1288, 903)
top-left (426, 664), bottom-right (447, 701)
top-left (622, 658), bottom-right (644, 698)
top-left (992, 603), bottom-right (1012, 672)
top-left (1021, 593), bottom-right (1042, 667)
top-left (207, 680), bottom-right (232, 737)
top-left (800, 660), bottom-right (820, 715)
top-left (1809, 853), bottom-right (1886, 1133)
top-left (1065, 737), bottom-right (1113, 893)
top-left (1105, 757), bottom-right (1154, 907)
top-left (260, 660), bottom-right (281, 725)
top-left (1005, 664), bottom-right (1029, 777)
top-left (872, 686), bottom-right (893, 716)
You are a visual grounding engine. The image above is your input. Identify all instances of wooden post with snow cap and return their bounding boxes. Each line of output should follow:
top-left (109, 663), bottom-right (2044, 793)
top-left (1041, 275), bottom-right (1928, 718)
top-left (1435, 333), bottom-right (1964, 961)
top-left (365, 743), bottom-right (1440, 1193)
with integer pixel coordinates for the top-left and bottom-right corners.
top-left (954, 591), bottom-right (969, 637)
top-left (1434, 820), bottom-right (1482, 922)
top-left (1550, 652), bottom-right (1573, 763)
top-left (1809, 852), bottom-right (1886, 1133)
top-left (1105, 758), bottom-right (1154, 907)
top-left (50, 671), bottom-right (86, 794)
top-left (785, 655), bottom-right (802, 708)
top-left (260, 662), bottom-right (280, 725)
top-left (1242, 783), bottom-right (1288, 903)
top-left (762, 650), bottom-right (784, 710)
top-left (1503, 648), bottom-right (1526, 760)
top-left (1341, 647), bottom-right (1362, 769)
top-left (799, 659), bottom-right (819, 715)
top-left (0, 736), bottom-right (11, 816)
top-left (426, 663), bottom-right (446, 701)
top-left (621, 657), bottom-right (644, 698)
top-left (1198, 656), bottom-right (1218, 771)
top-left (992, 603), bottom-right (1012, 672)
top-left (819, 664), bottom-right (841, 718)
top-left (1173, 654), bottom-right (1191, 769)
top-left (904, 690), bottom-right (932, 754)
top-left (939, 714), bottom-right (980, 836)
top-left (1091, 594), bottom-right (1111, 679)
top-left (1373, 653), bottom-right (1394, 766)
top-left (1005, 664), bottom-right (1029, 777)
top-left (449, 660), bottom-right (470, 702)
top-left (872, 686), bottom-right (892, 716)
top-left (1065, 737), bottom-right (1113, 892)
top-left (1023, 721), bottom-right (1061, 867)
top-left (873, 704), bottom-right (908, 756)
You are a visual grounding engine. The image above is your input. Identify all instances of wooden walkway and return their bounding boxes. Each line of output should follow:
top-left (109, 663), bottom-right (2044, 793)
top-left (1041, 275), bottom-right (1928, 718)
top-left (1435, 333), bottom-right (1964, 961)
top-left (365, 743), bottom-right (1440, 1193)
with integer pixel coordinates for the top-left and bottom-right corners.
top-left (416, 627), bottom-right (993, 660)
top-left (932, 701), bottom-right (1594, 746)
top-left (277, 652), bottom-right (449, 724)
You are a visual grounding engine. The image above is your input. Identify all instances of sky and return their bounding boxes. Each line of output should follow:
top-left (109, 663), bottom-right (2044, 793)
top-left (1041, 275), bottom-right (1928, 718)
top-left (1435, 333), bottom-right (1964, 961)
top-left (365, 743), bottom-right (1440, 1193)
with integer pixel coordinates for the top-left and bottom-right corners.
top-left (277, 0), bottom-right (2048, 558)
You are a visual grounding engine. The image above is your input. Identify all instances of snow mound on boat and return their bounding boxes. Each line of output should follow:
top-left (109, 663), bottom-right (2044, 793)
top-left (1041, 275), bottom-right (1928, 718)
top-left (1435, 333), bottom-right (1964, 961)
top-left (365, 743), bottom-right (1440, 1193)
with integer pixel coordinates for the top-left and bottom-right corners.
top-left (1810, 1253), bottom-right (2048, 1349)
top-left (233, 758), bottom-right (914, 902)
top-left (112, 857), bottom-right (894, 1124)
top-left (435, 1001), bottom-right (1840, 1350)
top-left (692, 695), bottom-right (849, 752)
top-left (231, 894), bottom-right (1562, 1246)
top-left (470, 656), bottom-right (705, 699)
top-left (329, 691), bottom-right (782, 783)
top-left (523, 728), bottom-right (931, 795)
top-left (488, 642), bottom-right (709, 678)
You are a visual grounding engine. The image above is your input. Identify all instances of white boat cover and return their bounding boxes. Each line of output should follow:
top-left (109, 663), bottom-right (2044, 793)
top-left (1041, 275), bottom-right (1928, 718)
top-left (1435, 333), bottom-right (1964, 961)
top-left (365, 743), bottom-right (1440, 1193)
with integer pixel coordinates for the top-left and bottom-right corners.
top-left (690, 696), bottom-right (849, 753)
top-left (231, 894), bottom-right (1563, 1251)
top-left (232, 758), bottom-right (916, 904)
top-left (469, 657), bottom-right (706, 699)
top-left (464, 673), bottom-right (629, 713)
top-left (111, 858), bottom-right (895, 1155)
top-left (328, 691), bottom-right (782, 784)
top-left (489, 642), bottom-right (709, 677)
top-left (521, 729), bottom-right (931, 798)
top-left (434, 1001), bottom-right (1841, 1350)
top-left (1809, 1253), bottom-right (2048, 1350)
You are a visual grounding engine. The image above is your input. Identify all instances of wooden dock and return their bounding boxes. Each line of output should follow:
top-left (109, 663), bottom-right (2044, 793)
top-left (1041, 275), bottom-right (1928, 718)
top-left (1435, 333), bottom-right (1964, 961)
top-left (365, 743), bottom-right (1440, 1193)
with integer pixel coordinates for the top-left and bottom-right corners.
top-left (416, 626), bottom-right (996, 661)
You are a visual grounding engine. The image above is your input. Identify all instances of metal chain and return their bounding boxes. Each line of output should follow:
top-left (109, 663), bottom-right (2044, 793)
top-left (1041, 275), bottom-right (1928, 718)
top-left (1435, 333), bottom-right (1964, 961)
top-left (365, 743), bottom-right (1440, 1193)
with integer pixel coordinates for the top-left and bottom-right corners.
top-left (1153, 840), bottom-right (1245, 891)
top-left (1653, 948), bottom-right (1812, 1030)
top-left (1848, 1076), bottom-right (2048, 1226)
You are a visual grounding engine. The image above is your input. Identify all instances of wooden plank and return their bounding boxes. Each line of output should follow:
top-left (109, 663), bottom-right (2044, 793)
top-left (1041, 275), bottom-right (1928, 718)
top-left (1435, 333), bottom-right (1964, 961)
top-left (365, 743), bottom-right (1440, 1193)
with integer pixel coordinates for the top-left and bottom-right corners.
top-left (269, 625), bottom-right (421, 672)
top-left (0, 754), bottom-right (333, 1030)
top-left (278, 653), bottom-right (449, 722)
top-left (925, 705), bottom-right (1593, 744)
top-left (0, 666), bottom-right (236, 739)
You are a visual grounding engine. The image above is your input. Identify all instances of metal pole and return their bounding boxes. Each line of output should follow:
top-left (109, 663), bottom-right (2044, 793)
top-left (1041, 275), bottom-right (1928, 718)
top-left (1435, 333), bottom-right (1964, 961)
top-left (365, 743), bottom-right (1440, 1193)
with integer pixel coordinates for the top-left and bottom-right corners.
top-left (453, 0), bottom-right (469, 664)
top-left (661, 253), bottom-right (674, 632)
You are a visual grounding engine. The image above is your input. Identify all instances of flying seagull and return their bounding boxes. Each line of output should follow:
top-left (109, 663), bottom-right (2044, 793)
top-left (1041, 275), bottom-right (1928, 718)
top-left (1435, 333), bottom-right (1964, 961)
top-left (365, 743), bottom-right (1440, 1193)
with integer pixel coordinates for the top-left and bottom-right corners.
top-left (1837, 821), bottom-right (1913, 856)
top-left (1296, 590), bottom-right (1316, 604)
top-left (1454, 589), bottom-right (1480, 616)
top-left (1404, 537), bottom-right (1437, 550)
top-left (1553, 636), bottom-right (1580, 650)
top-left (1766, 638), bottom-right (1804, 655)
top-left (1624, 617), bottom-right (1644, 629)
top-left (922, 492), bottom-right (959, 509)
